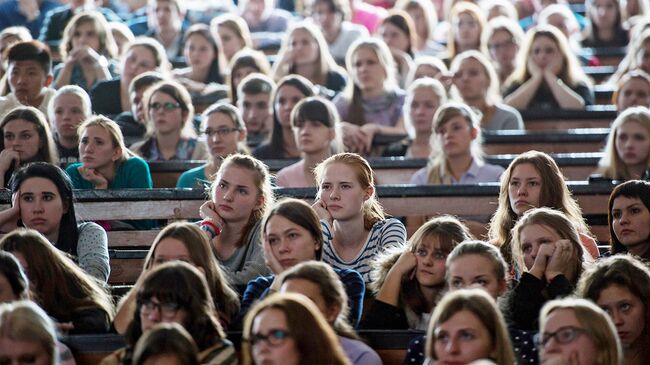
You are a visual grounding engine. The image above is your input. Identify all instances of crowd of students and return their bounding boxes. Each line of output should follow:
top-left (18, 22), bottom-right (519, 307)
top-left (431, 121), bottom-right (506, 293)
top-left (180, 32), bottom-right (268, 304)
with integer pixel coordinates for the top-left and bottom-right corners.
top-left (0, 0), bottom-right (649, 364)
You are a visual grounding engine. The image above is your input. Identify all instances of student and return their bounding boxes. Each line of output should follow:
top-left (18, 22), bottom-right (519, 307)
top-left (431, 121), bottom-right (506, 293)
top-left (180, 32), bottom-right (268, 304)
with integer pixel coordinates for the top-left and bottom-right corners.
top-left (504, 25), bottom-right (594, 110)
top-left (577, 255), bottom-right (650, 365)
top-left (227, 49), bottom-right (271, 106)
top-left (272, 22), bottom-right (347, 94)
top-left (596, 107), bottom-right (650, 181)
top-left (199, 154), bottom-right (274, 289)
top-left (504, 207), bottom-right (588, 331)
top-left (449, 51), bottom-right (524, 131)
top-left (0, 107), bottom-right (58, 188)
top-left (253, 75), bottom-right (314, 160)
top-left (309, 0), bottom-right (369, 64)
top-left (237, 73), bottom-right (275, 147)
top-left (132, 323), bottom-right (199, 365)
top-left (363, 216), bottom-right (472, 330)
top-left (113, 222), bottom-right (240, 334)
top-left (333, 38), bottom-right (406, 155)
top-left (238, 0), bottom-right (292, 50)
top-left (383, 77), bottom-right (447, 158)
top-left (488, 150), bottom-right (600, 268)
top-left (409, 103), bottom-right (504, 185)
top-left (0, 251), bottom-right (28, 303)
top-left (538, 298), bottom-right (623, 365)
top-left (52, 11), bottom-right (118, 91)
top-left (177, 103), bottom-right (248, 189)
top-left (583, 0), bottom-right (628, 47)
top-left (424, 289), bottom-right (516, 365)
top-left (313, 153), bottom-right (407, 284)
top-left (239, 198), bottom-right (363, 320)
top-left (90, 37), bottom-right (169, 118)
top-left (0, 41), bottom-right (55, 119)
top-left (377, 11), bottom-right (415, 88)
top-left (482, 17), bottom-right (524, 86)
top-left (613, 71), bottom-right (650, 113)
top-left (444, 2), bottom-right (486, 63)
top-left (276, 97), bottom-right (341, 188)
top-left (0, 27), bottom-right (32, 92)
top-left (607, 180), bottom-right (650, 261)
top-left (395, 0), bottom-right (442, 57)
top-left (241, 293), bottom-right (351, 365)
top-left (48, 85), bottom-right (91, 164)
top-left (130, 80), bottom-right (209, 161)
top-left (210, 14), bottom-right (253, 65)
top-left (280, 261), bottom-right (381, 365)
top-left (101, 262), bottom-right (236, 365)
top-left (137, 0), bottom-right (187, 60)
top-left (0, 229), bottom-right (114, 334)
top-left (114, 71), bottom-right (165, 147)
top-left (405, 56), bottom-right (450, 89)
top-left (0, 162), bottom-right (109, 281)
top-left (0, 301), bottom-right (58, 365)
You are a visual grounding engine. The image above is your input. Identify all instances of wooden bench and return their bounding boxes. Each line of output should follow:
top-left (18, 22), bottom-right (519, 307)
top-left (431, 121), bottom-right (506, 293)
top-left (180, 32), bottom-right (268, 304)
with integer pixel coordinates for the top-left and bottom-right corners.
top-left (520, 105), bottom-right (616, 130)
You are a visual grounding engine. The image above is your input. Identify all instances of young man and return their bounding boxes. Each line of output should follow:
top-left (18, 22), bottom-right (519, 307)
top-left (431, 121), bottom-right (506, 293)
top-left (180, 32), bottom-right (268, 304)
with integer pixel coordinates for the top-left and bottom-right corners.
top-left (236, 73), bottom-right (275, 148)
top-left (0, 40), bottom-right (55, 120)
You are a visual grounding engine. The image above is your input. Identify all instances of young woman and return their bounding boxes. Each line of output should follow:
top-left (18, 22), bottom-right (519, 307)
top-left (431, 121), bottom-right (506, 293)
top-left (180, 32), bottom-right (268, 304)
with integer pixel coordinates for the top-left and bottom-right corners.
top-left (607, 180), bottom-right (650, 261)
top-left (383, 78), bottom-right (446, 158)
top-left (405, 56), bottom-right (451, 89)
top-left (280, 261), bottom-right (382, 365)
top-left (505, 207), bottom-right (588, 331)
top-left (377, 10), bottom-right (416, 88)
top-left (309, 0), bottom-right (369, 64)
top-left (272, 22), bottom-right (347, 94)
top-left (101, 262), bottom-right (236, 365)
top-left (613, 71), bottom-right (650, 113)
top-left (113, 222), bottom-right (240, 334)
top-left (504, 25), bottom-right (594, 110)
top-left (198, 154), bottom-right (274, 288)
top-left (227, 49), bottom-right (271, 106)
top-left (488, 150), bottom-right (600, 268)
top-left (363, 215), bottom-right (472, 330)
top-left (0, 251), bottom-right (28, 303)
top-left (53, 11), bottom-right (118, 91)
top-left (577, 255), bottom-right (650, 365)
top-left (424, 288), bottom-right (516, 365)
top-left (132, 323), bottom-right (199, 365)
top-left (482, 17), bottom-right (524, 86)
top-left (395, 0), bottom-right (442, 56)
top-left (130, 80), bottom-right (208, 161)
top-left (0, 301), bottom-right (58, 365)
top-left (538, 298), bottom-right (623, 365)
top-left (48, 85), bottom-right (91, 164)
top-left (0, 229), bottom-right (114, 334)
top-left (253, 75), bottom-right (314, 160)
top-left (0, 162), bottom-right (110, 281)
top-left (334, 38), bottom-right (406, 155)
top-left (210, 14), bottom-right (253, 66)
top-left (238, 199), bottom-right (364, 327)
top-left (444, 2), bottom-right (486, 63)
top-left (450, 51), bottom-right (524, 131)
top-left (409, 103), bottom-right (504, 185)
top-left (596, 107), bottom-right (650, 180)
top-left (583, 0), bottom-right (628, 48)
top-left (313, 153), bottom-right (407, 284)
top-left (177, 103), bottom-right (248, 189)
top-left (276, 97), bottom-right (341, 188)
top-left (241, 293), bottom-right (351, 365)
top-left (0, 107), bottom-right (58, 188)
top-left (608, 29), bottom-right (650, 85)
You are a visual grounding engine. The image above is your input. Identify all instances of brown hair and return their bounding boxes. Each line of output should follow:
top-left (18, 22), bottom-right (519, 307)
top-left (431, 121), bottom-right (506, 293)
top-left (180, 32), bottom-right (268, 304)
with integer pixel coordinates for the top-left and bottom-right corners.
top-left (60, 11), bottom-right (118, 60)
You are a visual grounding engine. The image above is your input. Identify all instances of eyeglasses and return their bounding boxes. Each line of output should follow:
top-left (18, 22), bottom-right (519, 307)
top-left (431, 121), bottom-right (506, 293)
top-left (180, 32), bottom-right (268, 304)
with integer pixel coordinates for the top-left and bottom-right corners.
top-left (149, 102), bottom-right (181, 111)
top-left (140, 299), bottom-right (182, 319)
top-left (534, 326), bottom-right (588, 348)
top-left (202, 128), bottom-right (240, 138)
top-left (249, 329), bottom-right (291, 347)
top-left (488, 40), bottom-right (517, 51)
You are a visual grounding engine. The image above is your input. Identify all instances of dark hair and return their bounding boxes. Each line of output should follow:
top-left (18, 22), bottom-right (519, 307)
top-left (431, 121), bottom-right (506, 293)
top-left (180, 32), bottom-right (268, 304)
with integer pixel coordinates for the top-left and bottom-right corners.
top-left (6, 40), bottom-right (51, 75)
top-left (132, 323), bottom-right (200, 365)
top-left (607, 180), bottom-right (650, 254)
top-left (311, 0), bottom-right (351, 20)
top-left (0, 251), bottom-right (28, 300)
top-left (262, 198), bottom-right (324, 260)
top-left (128, 71), bottom-right (165, 95)
top-left (0, 107), bottom-right (59, 169)
top-left (238, 73), bottom-right (275, 97)
top-left (9, 162), bottom-right (78, 255)
top-left (228, 49), bottom-right (271, 105)
top-left (291, 96), bottom-right (338, 128)
top-left (126, 261), bottom-right (226, 353)
top-left (381, 10), bottom-right (416, 58)
top-left (183, 24), bottom-right (223, 84)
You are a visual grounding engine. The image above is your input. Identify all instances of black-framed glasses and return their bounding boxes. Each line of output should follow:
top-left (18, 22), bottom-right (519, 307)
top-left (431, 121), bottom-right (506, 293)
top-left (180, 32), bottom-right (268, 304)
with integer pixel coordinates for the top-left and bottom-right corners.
top-left (139, 299), bottom-right (182, 319)
top-left (534, 326), bottom-right (588, 348)
top-left (202, 128), bottom-right (240, 138)
top-left (249, 329), bottom-right (291, 347)
top-left (149, 102), bottom-right (181, 111)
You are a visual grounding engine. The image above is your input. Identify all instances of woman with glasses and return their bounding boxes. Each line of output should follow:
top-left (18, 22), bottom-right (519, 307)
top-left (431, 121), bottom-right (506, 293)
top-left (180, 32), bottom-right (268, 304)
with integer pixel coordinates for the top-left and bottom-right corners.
top-left (177, 103), bottom-right (248, 189)
top-left (538, 298), bottom-right (623, 365)
top-left (131, 80), bottom-right (209, 161)
top-left (101, 261), bottom-right (236, 365)
top-left (482, 17), bottom-right (523, 87)
top-left (241, 292), bottom-right (351, 365)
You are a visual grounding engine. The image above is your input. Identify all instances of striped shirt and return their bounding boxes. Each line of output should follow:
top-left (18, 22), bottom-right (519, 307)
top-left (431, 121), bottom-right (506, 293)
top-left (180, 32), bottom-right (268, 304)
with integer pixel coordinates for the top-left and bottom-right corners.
top-left (321, 218), bottom-right (407, 284)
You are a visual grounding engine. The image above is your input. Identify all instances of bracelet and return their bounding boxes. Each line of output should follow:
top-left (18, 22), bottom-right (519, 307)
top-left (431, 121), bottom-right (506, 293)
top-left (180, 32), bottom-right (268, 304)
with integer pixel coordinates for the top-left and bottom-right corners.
top-left (201, 220), bottom-right (222, 237)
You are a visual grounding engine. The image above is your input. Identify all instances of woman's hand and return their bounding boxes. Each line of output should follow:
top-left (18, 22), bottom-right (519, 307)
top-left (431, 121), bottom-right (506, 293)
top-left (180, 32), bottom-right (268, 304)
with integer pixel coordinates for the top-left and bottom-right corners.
top-left (56, 321), bottom-right (75, 335)
top-left (529, 243), bottom-right (555, 280)
top-left (360, 123), bottom-right (380, 154)
top-left (77, 165), bottom-right (108, 189)
top-left (545, 239), bottom-right (575, 282)
top-left (0, 191), bottom-right (21, 232)
top-left (0, 149), bottom-right (20, 174)
top-left (340, 122), bottom-right (369, 154)
top-left (391, 250), bottom-right (417, 278)
top-left (312, 198), bottom-right (332, 225)
top-left (199, 201), bottom-right (226, 229)
top-left (527, 58), bottom-right (543, 78)
top-left (262, 238), bottom-right (284, 275)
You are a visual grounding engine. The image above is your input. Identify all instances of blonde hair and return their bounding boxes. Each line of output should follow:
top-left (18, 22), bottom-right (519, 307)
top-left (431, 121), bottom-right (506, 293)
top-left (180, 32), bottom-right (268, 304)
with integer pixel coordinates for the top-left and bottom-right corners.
top-left (425, 102), bottom-right (485, 184)
top-left (78, 116), bottom-right (133, 162)
top-left (597, 106), bottom-right (650, 180)
top-left (60, 11), bottom-right (118, 60)
top-left (211, 13), bottom-right (253, 55)
top-left (539, 298), bottom-right (623, 365)
top-left (447, 2), bottom-right (486, 60)
top-left (0, 301), bottom-right (57, 365)
top-left (449, 50), bottom-right (502, 104)
top-left (406, 56), bottom-right (449, 86)
top-left (47, 85), bottom-right (92, 123)
top-left (481, 16), bottom-right (524, 57)
top-left (314, 153), bottom-right (385, 230)
top-left (404, 77), bottom-right (448, 138)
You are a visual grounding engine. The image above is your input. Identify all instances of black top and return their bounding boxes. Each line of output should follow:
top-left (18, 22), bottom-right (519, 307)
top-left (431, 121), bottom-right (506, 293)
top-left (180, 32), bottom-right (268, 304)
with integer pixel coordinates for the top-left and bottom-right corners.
top-left (114, 111), bottom-right (146, 147)
top-left (503, 80), bottom-right (594, 110)
top-left (55, 137), bottom-right (79, 164)
top-left (90, 78), bottom-right (121, 119)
